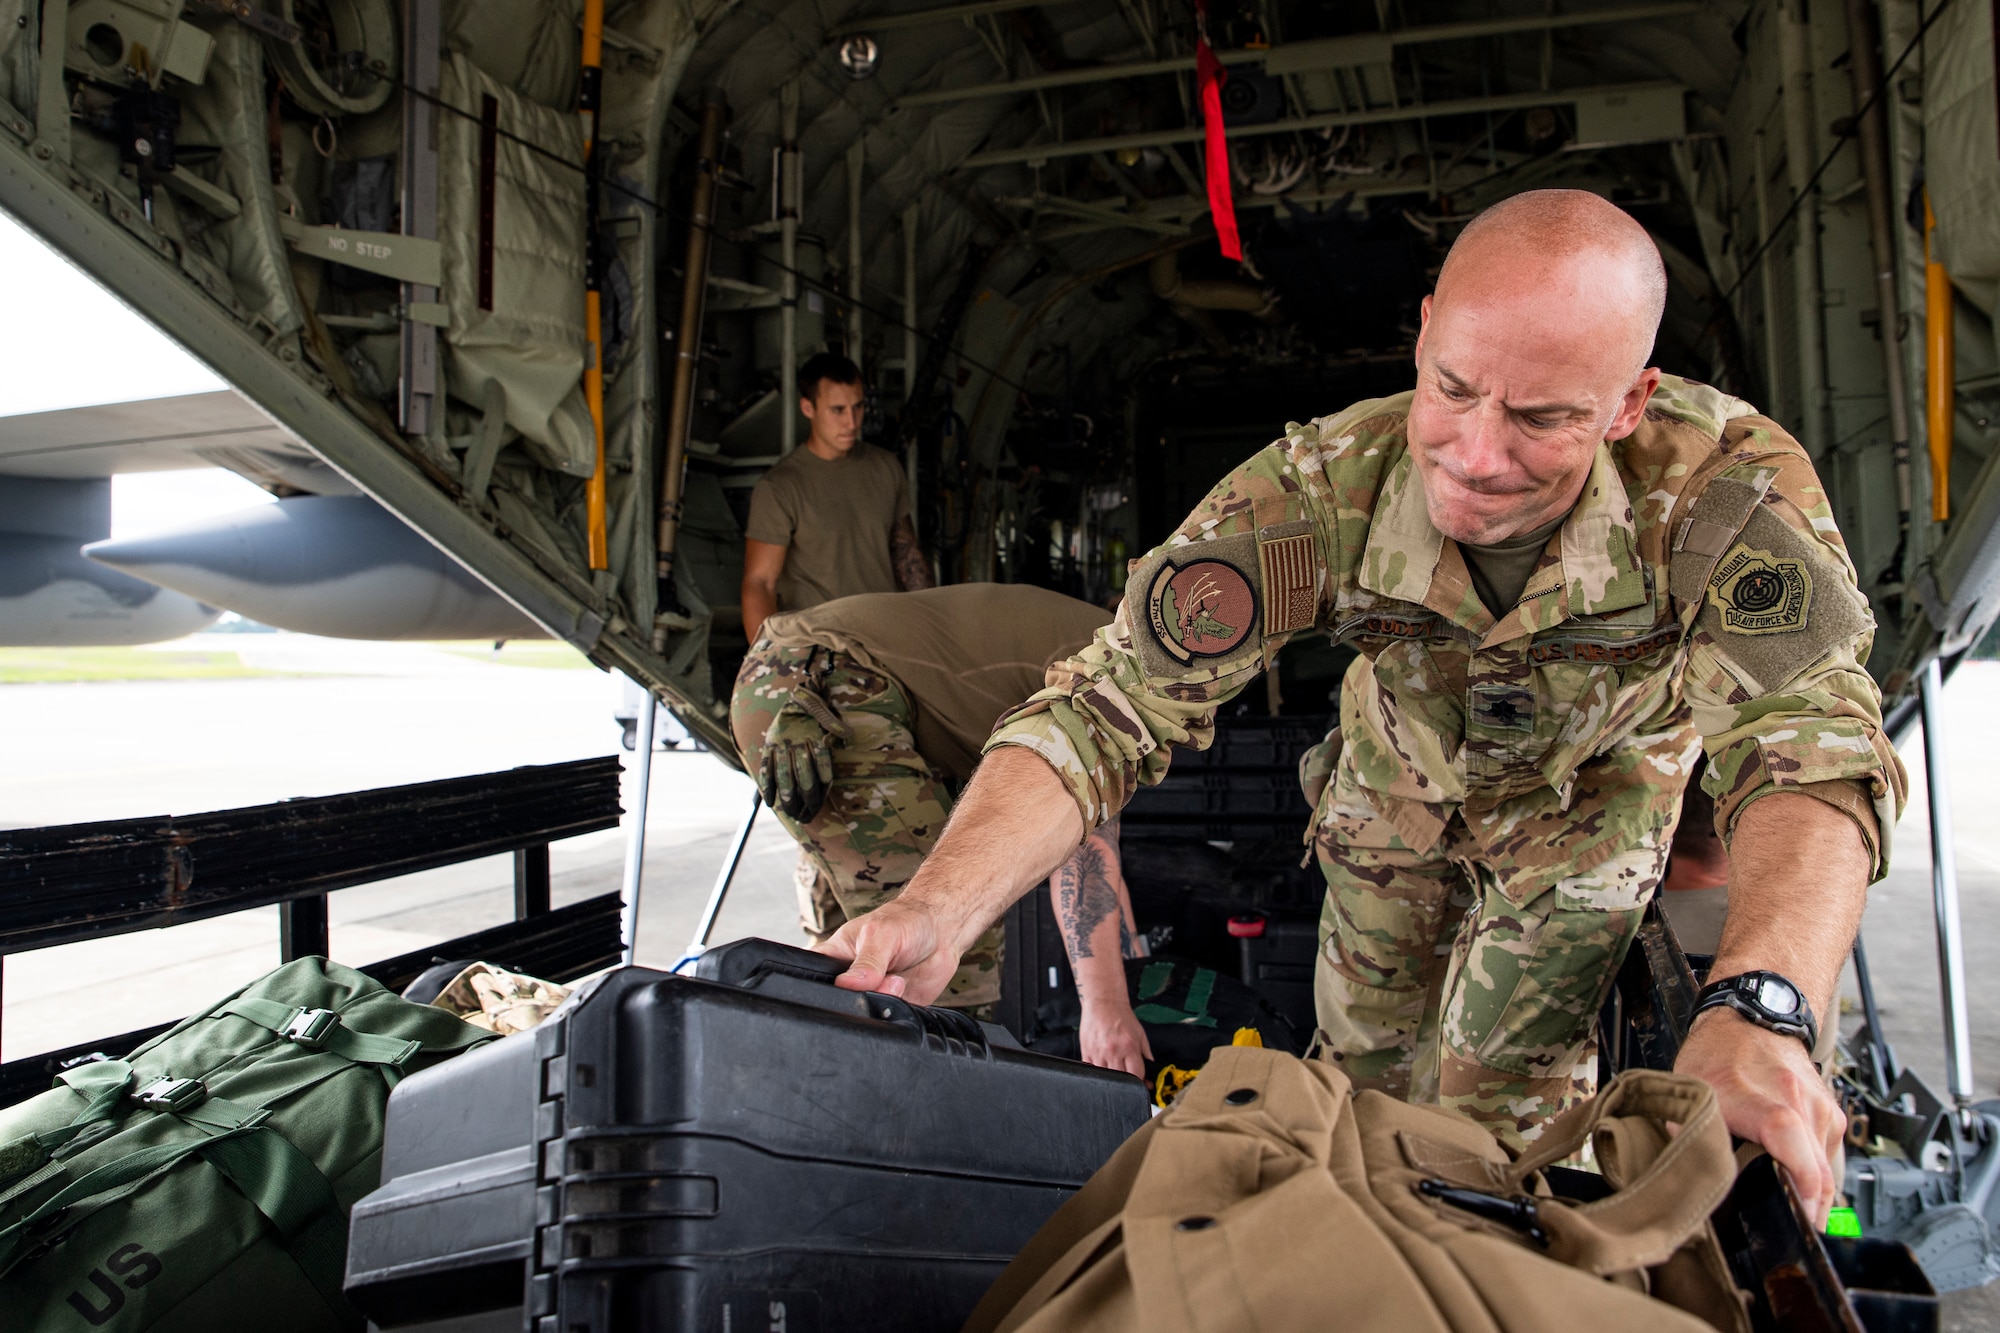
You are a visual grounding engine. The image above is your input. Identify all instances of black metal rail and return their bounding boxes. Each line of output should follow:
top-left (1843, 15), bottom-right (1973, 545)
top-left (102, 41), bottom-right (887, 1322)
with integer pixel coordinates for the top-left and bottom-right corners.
top-left (0, 757), bottom-right (623, 952)
top-left (0, 757), bottom-right (626, 1095)
top-left (0, 892), bottom-right (625, 1108)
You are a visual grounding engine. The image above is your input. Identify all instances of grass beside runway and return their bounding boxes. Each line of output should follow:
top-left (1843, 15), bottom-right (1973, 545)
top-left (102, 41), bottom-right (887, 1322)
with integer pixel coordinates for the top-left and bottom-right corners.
top-left (429, 641), bottom-right (593, 669)
top-left (0, 646), bottom-right (308, 683)
top-left (0, 638), bottom-right (592, 682)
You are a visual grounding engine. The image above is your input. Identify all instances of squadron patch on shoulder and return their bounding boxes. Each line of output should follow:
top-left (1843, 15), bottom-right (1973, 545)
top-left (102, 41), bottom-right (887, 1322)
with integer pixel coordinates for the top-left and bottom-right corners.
top-left (1712, 545), bottom-right (1812, 636)
top-left (1145, 554), bottom-right (1259, 665)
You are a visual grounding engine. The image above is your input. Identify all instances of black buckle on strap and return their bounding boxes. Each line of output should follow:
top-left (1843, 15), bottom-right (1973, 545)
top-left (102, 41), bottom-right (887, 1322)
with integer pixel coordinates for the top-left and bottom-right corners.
top-left (131, 1075), bottom-right (206, 1112)
top-left (280, 1008), bottom-right (340, 1049)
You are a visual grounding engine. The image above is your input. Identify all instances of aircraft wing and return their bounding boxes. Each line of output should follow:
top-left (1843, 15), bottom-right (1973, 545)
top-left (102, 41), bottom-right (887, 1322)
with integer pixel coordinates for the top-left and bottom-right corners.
top-left (0, 391), bottom-right (354, 494)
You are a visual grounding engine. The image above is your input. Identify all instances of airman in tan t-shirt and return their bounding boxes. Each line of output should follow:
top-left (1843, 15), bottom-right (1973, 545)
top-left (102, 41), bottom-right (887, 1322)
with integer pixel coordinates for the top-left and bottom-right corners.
top-left (740, 353), bottom-right (929, 639)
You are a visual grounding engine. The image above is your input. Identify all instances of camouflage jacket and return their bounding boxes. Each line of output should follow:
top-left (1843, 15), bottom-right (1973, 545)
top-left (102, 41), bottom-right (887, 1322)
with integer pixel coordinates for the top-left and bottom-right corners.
top-left (986, 378), bottom-right (1907, 898)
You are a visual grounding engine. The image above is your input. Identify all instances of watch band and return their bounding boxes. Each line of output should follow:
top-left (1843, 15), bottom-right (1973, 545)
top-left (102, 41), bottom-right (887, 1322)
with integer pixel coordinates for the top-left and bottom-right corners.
top-left (1693, 970), bottom-right (1818, 1055)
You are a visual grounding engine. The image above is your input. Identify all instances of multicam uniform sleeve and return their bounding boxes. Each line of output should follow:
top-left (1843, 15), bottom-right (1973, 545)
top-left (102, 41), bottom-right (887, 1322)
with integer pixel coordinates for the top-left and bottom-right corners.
top-left (1682, 419), bottom-right (1909, 877)
top-left (982, 442), bottom-right (1330, 828)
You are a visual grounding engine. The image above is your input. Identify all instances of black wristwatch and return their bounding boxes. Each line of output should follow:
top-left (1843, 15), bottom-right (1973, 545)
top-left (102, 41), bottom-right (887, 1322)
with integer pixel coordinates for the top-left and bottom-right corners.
top-left (1692, 970), bottom-right (1818, 1055)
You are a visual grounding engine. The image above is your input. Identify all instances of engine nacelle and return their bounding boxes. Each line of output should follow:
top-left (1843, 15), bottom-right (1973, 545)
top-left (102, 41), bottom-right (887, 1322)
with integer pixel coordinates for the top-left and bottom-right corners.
top-left (84, 496), bottom-right (548, 641)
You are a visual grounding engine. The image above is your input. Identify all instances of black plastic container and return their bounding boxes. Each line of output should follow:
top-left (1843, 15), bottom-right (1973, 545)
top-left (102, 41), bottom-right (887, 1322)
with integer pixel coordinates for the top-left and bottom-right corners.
top-left (344, 939), bottom-right (1151, 1332)
top-left (1231, 913), bottom-right (1319, 1039)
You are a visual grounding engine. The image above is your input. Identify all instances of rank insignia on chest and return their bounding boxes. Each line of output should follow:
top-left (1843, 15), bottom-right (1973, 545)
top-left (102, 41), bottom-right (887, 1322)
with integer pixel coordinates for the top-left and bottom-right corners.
top-left (1712, 545), bottom-right (1812, 635)
top-left (1143, 552), bottom-right (1260, 666)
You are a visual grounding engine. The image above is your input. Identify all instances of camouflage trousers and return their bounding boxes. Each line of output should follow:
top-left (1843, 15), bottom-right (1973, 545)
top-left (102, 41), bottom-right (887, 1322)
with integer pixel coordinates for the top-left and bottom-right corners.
top-left (1312, 815), bottom-right (1669, 1152)
top-left (731, 642), bottom-right (1004, 1008)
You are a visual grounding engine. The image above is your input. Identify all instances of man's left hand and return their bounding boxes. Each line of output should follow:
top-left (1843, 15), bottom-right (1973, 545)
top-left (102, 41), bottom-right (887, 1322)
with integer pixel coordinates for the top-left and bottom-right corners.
top-left (1078, 997), bottom-right (1153, 1080)
top-left (1674, 1006), bottom-right (1845, 1227)
top-left (757, 686), bottom-right (851, 821)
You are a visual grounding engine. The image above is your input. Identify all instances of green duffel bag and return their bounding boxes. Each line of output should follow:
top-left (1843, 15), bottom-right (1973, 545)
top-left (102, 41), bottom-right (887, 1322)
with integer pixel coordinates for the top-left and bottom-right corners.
top-left (0, 956), bottom-right (496, 1331)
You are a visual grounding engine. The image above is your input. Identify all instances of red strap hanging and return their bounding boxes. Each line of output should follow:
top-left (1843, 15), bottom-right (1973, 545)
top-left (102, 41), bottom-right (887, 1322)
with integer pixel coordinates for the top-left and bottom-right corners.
top-left (1194, 2), bottom-right (1242, 260)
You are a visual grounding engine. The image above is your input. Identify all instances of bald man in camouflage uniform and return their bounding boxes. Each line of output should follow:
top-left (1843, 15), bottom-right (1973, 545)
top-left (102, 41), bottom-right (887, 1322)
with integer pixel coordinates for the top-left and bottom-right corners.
top-left (1030, 374), bottom-right (1899, 1141)
top-left (823, 191), bottom-right (1906, 1221)
top-left (732, 583), bottom-right (1107, 1012)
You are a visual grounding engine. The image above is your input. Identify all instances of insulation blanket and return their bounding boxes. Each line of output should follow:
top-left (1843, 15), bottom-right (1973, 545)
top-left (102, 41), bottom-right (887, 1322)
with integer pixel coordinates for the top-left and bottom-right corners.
top-left (440, 53), bottom-right (595, 477)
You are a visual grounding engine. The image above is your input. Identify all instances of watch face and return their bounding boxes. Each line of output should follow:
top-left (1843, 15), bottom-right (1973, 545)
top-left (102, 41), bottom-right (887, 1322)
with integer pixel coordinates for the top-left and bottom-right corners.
top-left (1756, 976), bottom-right (1800, 1016)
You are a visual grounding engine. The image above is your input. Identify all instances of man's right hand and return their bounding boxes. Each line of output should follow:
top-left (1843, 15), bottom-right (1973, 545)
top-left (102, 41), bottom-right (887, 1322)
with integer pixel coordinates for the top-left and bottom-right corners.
top-left (815, 746), bottom-right (1091, 1006)
top-left (816, 897), bottom-right (964, 1006)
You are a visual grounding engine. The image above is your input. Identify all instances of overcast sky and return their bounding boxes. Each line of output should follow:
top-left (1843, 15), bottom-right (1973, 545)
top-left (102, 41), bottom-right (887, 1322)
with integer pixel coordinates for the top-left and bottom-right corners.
top-left (1, 209), bottom-right (275, 536)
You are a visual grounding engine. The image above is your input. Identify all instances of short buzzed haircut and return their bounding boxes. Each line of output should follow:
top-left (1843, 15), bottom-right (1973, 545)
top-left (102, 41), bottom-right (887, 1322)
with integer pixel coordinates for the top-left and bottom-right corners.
top-left (799, 352), bottom-right (863, 403)
top-left (1445, 189), bottom-right (1668, 372)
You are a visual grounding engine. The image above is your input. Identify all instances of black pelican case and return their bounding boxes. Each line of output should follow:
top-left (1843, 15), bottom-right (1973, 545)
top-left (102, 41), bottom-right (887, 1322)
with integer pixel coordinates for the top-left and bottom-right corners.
top-left (343, 938), bottom-right (1151, 1332)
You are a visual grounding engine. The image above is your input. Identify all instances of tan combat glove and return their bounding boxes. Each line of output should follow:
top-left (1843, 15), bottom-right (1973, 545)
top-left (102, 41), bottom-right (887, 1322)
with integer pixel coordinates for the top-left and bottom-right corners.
top-left (756, 683), bottom-right (852, 821)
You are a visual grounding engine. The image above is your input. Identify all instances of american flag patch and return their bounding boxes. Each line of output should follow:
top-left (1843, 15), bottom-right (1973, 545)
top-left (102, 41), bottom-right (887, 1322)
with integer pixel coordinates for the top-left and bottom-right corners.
top-left (1258, 526), bottom-right (1319, 634)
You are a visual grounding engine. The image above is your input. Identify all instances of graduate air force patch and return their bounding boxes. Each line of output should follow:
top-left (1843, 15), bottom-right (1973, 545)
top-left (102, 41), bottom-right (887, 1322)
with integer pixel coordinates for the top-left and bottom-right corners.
top-left (1713, 545), bottom-right (1812, 635)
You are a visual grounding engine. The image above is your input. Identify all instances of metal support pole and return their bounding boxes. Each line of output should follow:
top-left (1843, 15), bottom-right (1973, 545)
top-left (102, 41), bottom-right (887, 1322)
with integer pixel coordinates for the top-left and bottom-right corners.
top-left (653, 89), bottom-right (728, 628)
top-left (620, 682), bottom-right (659, 966)
top-left (684, 789), bottom-right (762, 961)
top-left (903, 204), bottom-right (920, 403)
top-left (903, 202), bottom-right (921, 532)
top-left (399, 0), bottom-right (440, 436)
top-left (1918, 656), bottom-right (1976, 1115)
top-left (847, 139), bottom-right (865, 359)
top-left (1752, 130), bottom-right (1784, 413)
top-left (513, 844), bottom-right (551, 917)
top-left (281, 896), bottom-right (330, 961)
top-left (1842, 0), bottom-right (1915, 549)
top-left (1851, 934), bottom-right (1900, 1097)
top-left (1778, 0), bottom-right (1829, 458)
top-left (779, 82), bottom-right (801, 454)
top-left (34, 0), bottom-right (71, 164)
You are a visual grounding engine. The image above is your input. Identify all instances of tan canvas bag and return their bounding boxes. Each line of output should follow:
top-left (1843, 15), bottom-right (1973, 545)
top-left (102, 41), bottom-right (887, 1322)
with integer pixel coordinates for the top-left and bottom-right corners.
top-left (966, 1047), bottom-right (1752, 1333)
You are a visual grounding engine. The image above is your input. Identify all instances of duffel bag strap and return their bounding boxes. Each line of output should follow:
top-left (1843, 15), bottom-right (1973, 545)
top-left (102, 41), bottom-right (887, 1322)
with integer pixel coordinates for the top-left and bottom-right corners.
top-left (198, 1126), bottom-right (350, 1315)
top-left (0, 1061), bottom-right (140, 1190)
top-left (0, 1121), bottom-right (350, 1317)
top-left (35, 1060), bottom-right (136, 1156)
top-left (0, 1133), bottom-right (239, 1275)
top-left (1501, 1069), bottom-right (1736, 1275)
top-left (222, 999), bottom-right (422, 1067)
top-left (0, 1060), bottom-right (260, 1195)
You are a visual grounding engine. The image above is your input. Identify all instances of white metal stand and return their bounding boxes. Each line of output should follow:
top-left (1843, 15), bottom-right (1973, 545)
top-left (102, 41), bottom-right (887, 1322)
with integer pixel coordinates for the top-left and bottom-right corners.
top-left (619, 679), bottom-right (658, 966)
top-left (679, 789), bottom-right (762, 969)
top-left (1919, 657), bottom-right (1976, 1116)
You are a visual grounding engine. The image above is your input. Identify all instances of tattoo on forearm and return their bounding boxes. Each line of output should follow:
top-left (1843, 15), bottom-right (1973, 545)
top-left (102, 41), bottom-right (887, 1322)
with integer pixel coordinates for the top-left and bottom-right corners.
top-left (1053, 829), bottom-right (1132, 960)
top-left (891, 519), bottom-right (934, 591)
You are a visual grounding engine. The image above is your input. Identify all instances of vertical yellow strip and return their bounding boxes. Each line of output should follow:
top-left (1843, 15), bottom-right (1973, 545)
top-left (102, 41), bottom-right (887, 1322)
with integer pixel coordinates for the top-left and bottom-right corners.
top-left (580, 0), bottom-right (609, 570)
top-left (1925, 192), bottom-right (1954, 523)
top-left (580, 0), bottom-right (604, 70)
top-left (584, 290), bottom-right (609, 568)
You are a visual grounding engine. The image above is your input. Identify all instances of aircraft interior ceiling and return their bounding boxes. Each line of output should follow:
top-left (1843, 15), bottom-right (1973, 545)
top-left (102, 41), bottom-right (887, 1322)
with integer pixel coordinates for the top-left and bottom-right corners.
top-left (2, 0), bottom-right (1997, 752)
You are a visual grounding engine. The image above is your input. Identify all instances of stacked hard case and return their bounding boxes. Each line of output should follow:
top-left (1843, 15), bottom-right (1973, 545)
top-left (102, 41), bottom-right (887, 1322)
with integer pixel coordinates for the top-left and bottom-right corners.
top-left (344, 939), bottom-right (1152, 1332)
